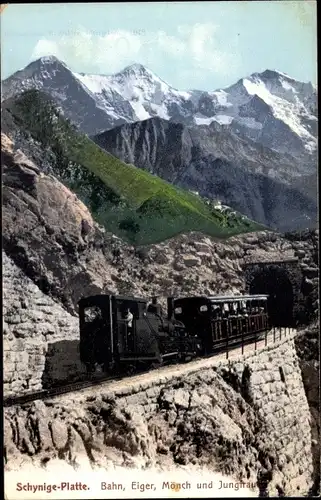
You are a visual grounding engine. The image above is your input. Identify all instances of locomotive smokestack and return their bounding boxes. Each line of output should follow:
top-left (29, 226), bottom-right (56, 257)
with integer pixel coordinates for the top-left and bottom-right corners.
top-left (167, 296), bottom-right (174, 321)
top-left (152, 296), bottom-right (158, 305)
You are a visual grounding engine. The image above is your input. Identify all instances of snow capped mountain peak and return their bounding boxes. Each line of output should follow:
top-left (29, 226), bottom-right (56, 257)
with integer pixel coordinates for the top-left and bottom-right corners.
top-left (256, 69), bottom-right (294, 81)
top-left (111, 63), bottom-right (174, 93)
top-left (248, 69), bottom-right (315, 98)
top-left (38, 55), bottom-right (64, 65)
top-left (2, 58), bottom-right (317, 159)
top-left (26, 55), bottom-right (68, 72)
top-left (117, 63), bottom-right (151, 77)
top-left (71, 61), bottom-right (192, 123)
top-left (112, 64), bottom-right (167, 90)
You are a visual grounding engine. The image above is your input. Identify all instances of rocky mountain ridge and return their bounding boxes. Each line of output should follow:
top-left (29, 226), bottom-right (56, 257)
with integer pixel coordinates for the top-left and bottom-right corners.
top-left (2, 57), bottom-right (317, 163)
top-left (92, 117), bottom-right (317, 232)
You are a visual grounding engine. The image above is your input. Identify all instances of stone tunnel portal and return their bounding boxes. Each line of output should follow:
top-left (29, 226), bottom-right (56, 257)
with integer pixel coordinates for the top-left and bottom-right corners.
top-left (245, 261), bottom-right (302, 327)
top-left (249, 267), bottom-right (293, 326)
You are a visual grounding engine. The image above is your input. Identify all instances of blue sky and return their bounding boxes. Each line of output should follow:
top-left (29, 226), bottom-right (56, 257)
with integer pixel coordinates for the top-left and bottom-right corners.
top-left (1, 1), bottom-right (317, 91)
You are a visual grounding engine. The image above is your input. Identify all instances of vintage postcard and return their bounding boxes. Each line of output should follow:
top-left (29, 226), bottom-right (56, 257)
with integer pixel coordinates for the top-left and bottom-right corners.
top-left (2, 1), bottom-right (319, 499)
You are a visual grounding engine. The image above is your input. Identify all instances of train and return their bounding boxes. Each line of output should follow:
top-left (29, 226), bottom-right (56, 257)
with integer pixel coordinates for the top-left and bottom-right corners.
top-left (79, 293), bottom-right (269, 374)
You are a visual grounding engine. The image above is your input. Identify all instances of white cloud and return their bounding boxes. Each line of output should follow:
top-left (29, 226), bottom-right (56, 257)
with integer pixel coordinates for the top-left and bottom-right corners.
top-left (31, 23), bottom-right (238, 77)
top-left (32, 39), bottom-right (61, 59)
top-left (32, 27), bottom-right (143, 71)
top-left (154, 31), bottom-right (186, 57)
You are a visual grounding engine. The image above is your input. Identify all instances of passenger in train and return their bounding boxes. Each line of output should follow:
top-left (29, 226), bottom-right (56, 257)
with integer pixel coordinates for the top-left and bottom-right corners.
top-left (249, 303), bottom-right (256, 314)
top-left (231, 302), bottom-right (238, 316)
top-left (124, 308), bottom-right (134, 350)
top-left (124, 308), bottom-right (134, 333)
top-left (241, 301), bottom-right (248, 317)
top-left (223, 303), bottom-right (230, 318)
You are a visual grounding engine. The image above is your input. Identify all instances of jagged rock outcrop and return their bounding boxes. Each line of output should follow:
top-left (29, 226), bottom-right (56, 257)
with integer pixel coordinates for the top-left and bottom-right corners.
top-left (4, 336), bottom-right (315, 496)
top-left (2, 132), bottom-right (120, 313)
top-left (92, 117), bottom-right (317, 232)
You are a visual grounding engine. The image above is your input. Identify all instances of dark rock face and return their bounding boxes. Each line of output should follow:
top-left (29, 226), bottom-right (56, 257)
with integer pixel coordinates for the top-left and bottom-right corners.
top-left (92, 117), bottom-right (317, 232)
top-left (294, 324), bottom-right (320, 496)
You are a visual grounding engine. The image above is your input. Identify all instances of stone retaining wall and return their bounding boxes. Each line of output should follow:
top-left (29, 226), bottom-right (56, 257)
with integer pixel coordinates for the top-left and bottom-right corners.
top-left (4, 333), bottom-right (315, 497)
top-left (3, 252), bottom-right (84, 397)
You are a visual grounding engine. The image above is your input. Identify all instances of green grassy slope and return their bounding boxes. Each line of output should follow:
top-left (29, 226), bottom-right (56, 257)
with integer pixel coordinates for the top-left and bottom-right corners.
top-left (2, 89), bottom-right (265, 245)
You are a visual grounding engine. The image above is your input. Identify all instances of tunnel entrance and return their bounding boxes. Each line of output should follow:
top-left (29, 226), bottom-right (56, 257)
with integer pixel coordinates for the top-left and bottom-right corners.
top-left (249, 266), bottom-right (294, 327)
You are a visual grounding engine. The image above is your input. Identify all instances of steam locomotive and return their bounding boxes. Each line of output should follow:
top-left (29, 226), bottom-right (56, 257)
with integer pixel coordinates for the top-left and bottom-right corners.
top-left (79, 293), bottom-right (269, 374)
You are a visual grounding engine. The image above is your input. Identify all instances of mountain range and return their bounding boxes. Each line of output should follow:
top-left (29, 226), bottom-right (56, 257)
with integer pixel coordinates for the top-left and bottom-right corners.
top-left (92, 117), bottom-right (317, 231)
top-left (2, 89), bottom-right (264, 246)
top-left (2, 56), bottom-right (317, 162)
top-left (1, 56), bottom-right (318, 233)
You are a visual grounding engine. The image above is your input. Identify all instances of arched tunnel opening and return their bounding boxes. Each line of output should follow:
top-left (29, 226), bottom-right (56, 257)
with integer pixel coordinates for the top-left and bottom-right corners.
top-left (249, 266), bottom-right (294, 327)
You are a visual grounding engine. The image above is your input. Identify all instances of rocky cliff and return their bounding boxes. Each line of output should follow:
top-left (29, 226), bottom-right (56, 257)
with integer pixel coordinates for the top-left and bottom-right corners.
top-left (294, 324), bottom-right (320, 495)
top-left (4, 334), bottom-right (317, 497)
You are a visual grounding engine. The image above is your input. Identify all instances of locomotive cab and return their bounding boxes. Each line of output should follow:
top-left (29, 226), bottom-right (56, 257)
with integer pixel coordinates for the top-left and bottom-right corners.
top-left (78, 294), bottom-right (198, 374)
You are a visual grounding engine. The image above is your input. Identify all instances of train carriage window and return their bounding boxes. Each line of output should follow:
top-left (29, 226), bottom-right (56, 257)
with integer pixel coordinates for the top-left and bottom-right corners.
top-left (231, 302), bottom-right (238, 315)
top-left (84, 306), bottom-right (102, 323)
top-left (249, 300), bottom-right (257, 314)
top-left (212, 305), bottom-right (222, 319)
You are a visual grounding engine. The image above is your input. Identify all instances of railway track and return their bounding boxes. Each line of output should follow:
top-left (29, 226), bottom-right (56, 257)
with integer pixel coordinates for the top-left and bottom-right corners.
top-left (3, 374), bottom-right (118, 408)
top-left (3, 326), bottom-right (299, 408)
